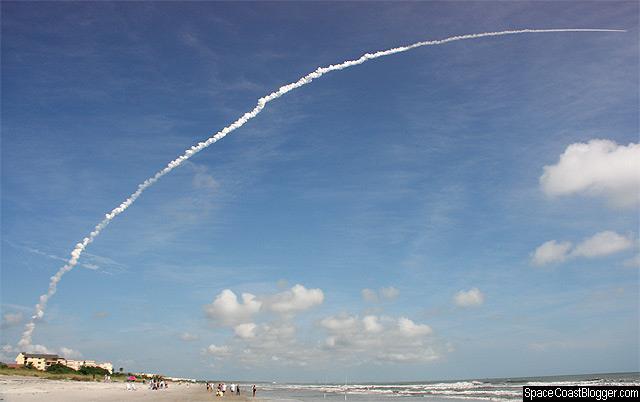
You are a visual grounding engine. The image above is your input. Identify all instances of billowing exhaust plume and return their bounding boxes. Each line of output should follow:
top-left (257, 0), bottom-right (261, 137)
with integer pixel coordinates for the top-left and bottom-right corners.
top-left (18, 28), bottom-right (624, 348)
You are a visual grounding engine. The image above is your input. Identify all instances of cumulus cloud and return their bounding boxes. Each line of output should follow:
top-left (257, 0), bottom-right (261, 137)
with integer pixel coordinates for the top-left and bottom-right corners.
top-left (321, 314), bottom-right (440, 363)
top-left (531, 240), bottom-right (573, 266)
top-left (59, 347), bottom-right (82, 359)
top-left (204, 285), bottom-right (324, 329)
top-left (2, 343), bottom-right (82, 359)
top-left (540, 139), bottom-right (640, 209)
top-left (571, 231), bottom-right (633, 258)
top-left (320, 315), bottom-right (358, 332)
top-left (361, 286), bottom-right (400, 303)
top-left (203, 313), bottom-right (446, 367)
top-left (24, 344), bottom-right (54, 354)
top-left (201, 286), bottom-right (445, 367)
top-left (205, 344), bottom-right (230, 358)
top-left (397, 317), bottom-right (433, 337)
top-left (453, 288), bottom-right (485, 307)
top-left (227, 321), bottom-right (309, 367)
top-left (234, 323), bottom-right (257, 339)
top-left (532, 231), bottom-right (634, 266)
top-left (19, 345), bottom-right (70, 359)
top-left (204, 289), bottom-right (262, 326)
top-left (362, 315), bottom-right (383, 333)
top-left (180, 332), bottom-right (199, 341)
top-left (266, 284), bottom-right (324, 314)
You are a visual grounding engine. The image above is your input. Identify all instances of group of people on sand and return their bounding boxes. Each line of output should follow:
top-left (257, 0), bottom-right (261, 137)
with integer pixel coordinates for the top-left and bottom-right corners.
top-left (125, 378), bottom-right (168, 391)
top-left (206, 382), bottom-right (257, 397)
top-left (149, 378), bottom-right (168, 390)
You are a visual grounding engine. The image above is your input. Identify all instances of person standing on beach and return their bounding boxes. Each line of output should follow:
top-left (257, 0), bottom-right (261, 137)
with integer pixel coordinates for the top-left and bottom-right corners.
top-left (252, 384), bottom-right (256, 397)
top-left (237, 384), bottom-right (240, 395)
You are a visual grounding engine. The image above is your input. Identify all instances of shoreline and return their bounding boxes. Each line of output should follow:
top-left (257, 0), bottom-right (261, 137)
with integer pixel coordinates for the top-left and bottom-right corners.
top-left (0, 375), bottom-right (262, 402)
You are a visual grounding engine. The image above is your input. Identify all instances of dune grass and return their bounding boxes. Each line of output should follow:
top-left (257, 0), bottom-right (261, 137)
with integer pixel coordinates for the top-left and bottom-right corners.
top-left (0, 366), bottom-right (122, 382)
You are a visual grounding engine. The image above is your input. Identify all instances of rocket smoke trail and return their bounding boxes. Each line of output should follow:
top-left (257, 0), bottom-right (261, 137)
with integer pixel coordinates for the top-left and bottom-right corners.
top-left (18, 28), bottom-right (624, 348)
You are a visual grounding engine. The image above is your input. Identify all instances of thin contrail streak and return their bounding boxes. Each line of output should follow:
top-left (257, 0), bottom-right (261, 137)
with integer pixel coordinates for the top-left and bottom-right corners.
top-left (18, 28), bottom-right (625, 348)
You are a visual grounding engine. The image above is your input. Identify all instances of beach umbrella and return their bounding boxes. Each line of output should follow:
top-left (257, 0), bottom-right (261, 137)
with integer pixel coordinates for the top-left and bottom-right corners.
top-left (128, 376), bottom-right (137, 381)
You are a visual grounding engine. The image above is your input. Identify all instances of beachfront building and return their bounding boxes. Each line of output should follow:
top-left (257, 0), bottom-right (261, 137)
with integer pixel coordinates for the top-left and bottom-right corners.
top-left (14, 353), bottom-right (60, 371)
top-left (98, 362), bottom-right (113, 373)
top-left (64, 359), bottom-right (97, 371)
top-left (166, 376), bottom-right (197, 383)
top-left (15, 353), bottom-right (113, 373)
top-left (64, 359), bottom-right (113, 373)
top-left (134, 372), bottom-right (161, 379)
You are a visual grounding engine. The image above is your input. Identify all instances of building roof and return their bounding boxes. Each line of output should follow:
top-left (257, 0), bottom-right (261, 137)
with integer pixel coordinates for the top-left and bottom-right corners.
top-left (4, 363), bottom-right (22, 368)
top-left (21, 353), bottom-right (59, 359)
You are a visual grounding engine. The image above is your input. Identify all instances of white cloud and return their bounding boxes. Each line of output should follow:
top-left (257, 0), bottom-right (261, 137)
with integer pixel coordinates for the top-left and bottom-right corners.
top-left (201, 286), bottom-right (446, 367)
top-left (205, 344), bottom-right (230, 358)
top-left (362, 315), bottom-right (383, 333)
top-left (531, 240), bottom-right (573, 266)
top-left (204, 289), bottom-right (262, 326)
top-left (397, 317), bottom-right (432, 337)
top-left (540, 139), bottom-right (640, 208)
top-left (25, 344), bottom-right (54, 354)
top-left (320, 315), bottom-right (358, 332)
top-left (5, 343), bottom-right (81, 359)
top-left (180, 332), bottom-right (199, 341)
top-left (228, 322), bottom-right (308, 367)
top-left (321, 314), bottom-right (441, 363)
top-left (532, 231), bottom-right (634, 266)
top-left (202, 313), bottom-right (445, 367)
top-left (571, 230), bottom-right (633, 258)
top-left (59, 347), bottom-right (82, 359)
top-left (266, 284), bottom-right (324, 314)
top-left (234, 323), bottom-right (257, 339)
top-left (453, 288), bottom-right (485, 308)
top-left (361, 286), bottom-right (400, 303)
top-left (205, 285), bottom-right (324, 328)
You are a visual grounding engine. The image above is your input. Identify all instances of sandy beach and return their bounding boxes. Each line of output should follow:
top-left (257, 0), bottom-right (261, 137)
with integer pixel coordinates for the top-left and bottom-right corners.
top-left (0, 376), bottom-right (260, 402)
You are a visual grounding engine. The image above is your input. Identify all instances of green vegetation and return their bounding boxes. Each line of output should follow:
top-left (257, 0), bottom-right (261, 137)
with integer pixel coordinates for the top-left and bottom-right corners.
top-left (78, 365), bottom-right (109, 376)
top-left (46, 363), bottom-right (77, 374)
top-left (0, 365), bottom-right (92, 381)
top-left (0, 366), bottom-right (120, 382)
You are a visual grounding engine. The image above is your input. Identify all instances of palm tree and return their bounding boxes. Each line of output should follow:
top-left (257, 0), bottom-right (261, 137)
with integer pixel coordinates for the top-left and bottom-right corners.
top-left (119, 367), bottom-right (123, 374)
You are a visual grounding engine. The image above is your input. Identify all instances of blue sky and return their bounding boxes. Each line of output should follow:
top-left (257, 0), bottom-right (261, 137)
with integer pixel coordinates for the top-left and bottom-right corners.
top-left (1, 2), bottom-right (638, 382)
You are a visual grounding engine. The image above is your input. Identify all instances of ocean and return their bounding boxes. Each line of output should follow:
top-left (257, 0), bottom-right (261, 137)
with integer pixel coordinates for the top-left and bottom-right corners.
top-left (255, 372), bottom-right (640, 401)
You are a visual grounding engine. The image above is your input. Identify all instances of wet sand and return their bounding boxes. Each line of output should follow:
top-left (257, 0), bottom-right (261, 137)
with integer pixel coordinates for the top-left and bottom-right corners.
top-left (0, 376), bottom-right (261, 401)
